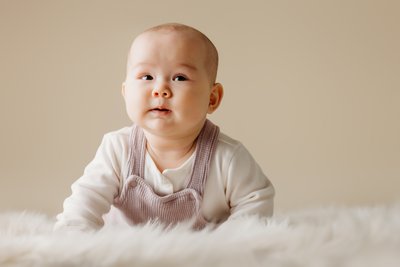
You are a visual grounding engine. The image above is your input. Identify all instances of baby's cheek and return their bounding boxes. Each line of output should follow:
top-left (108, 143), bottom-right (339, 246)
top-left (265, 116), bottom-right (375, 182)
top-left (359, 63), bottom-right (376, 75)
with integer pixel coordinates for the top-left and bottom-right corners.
top-left (187, 103), bottom-right (208, 120)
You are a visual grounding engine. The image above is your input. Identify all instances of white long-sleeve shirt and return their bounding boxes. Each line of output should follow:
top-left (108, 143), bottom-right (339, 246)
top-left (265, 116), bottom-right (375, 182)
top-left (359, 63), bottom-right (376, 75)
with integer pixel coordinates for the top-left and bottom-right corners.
top-left (55, 126), bottom-right (275, 231)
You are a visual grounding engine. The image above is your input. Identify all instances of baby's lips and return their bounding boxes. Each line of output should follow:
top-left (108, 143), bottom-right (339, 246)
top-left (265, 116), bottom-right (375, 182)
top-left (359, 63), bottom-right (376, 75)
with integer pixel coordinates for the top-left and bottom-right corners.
top-left (150, 106), bottom-right (171, 112)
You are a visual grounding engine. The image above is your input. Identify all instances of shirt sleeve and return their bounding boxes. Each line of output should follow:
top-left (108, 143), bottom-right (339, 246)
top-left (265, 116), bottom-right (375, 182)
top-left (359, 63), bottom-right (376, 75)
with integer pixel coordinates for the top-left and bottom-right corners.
top-left (225, 144), bottom-right (275, 219)
top-left (54, 133), bottom-right (123, 231)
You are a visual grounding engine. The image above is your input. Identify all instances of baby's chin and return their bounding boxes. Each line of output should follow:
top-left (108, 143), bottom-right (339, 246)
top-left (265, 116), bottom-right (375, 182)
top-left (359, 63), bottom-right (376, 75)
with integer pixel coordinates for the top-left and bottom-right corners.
top-left (142, 120), bottom-right (204, 140)
top-left (139, 120), bottom-right (179, 136)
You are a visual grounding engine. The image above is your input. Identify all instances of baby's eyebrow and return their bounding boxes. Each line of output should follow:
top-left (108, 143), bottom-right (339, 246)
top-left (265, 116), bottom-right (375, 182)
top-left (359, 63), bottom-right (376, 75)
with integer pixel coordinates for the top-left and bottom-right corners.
top-left (176, 63), bottom-right (198, 72)
top-left (130, 62), bottom-right (198, 72)
top-left (131, 62), bottom-right (154, 70)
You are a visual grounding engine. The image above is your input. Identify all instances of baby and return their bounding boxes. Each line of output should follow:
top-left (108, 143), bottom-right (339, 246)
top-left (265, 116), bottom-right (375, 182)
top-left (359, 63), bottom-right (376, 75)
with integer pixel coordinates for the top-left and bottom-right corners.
top-left (55, 23), bottom-right (275, 231)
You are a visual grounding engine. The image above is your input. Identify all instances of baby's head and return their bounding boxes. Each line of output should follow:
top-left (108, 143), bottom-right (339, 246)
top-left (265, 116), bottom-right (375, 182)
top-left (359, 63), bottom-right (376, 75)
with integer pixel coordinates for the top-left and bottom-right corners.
top-left (122, 23), bottom-right (223, 139)
top-left (126, 23), bottom-right (219, 86)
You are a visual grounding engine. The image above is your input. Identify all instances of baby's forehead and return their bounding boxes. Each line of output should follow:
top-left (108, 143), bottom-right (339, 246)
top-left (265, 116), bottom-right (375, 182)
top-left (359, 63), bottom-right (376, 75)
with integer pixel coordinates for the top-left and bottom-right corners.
top-left (128, 30), bottom-right (209, 68)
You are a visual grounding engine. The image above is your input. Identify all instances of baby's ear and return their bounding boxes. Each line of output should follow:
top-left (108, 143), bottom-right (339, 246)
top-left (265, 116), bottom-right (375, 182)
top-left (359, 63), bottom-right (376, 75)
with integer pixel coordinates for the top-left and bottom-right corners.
top-left (208, 83), bottom-right (224, 114)
top-left (121, 82), bottom-right (126, 97)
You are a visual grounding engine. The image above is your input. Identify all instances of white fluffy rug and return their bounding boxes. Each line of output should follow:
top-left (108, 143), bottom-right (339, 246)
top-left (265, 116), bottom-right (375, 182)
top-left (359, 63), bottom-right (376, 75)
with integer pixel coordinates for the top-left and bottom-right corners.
top-left (1, 204), bottom-right (400, 267)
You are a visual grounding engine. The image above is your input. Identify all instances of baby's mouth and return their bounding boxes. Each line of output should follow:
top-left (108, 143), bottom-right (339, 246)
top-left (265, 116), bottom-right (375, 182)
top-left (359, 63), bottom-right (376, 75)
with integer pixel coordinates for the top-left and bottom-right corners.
top-left (151, 107), bottom-right (170, 112)
top-left (150, 107), bottom-right (172, 114)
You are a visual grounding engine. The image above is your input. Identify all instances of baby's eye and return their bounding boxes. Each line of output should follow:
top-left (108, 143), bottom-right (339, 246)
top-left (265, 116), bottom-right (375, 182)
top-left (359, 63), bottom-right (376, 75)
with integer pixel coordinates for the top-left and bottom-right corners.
top-left (173, 75), bottom-right (187, 82)
top-left (141, 75), bottom-right (153, 80)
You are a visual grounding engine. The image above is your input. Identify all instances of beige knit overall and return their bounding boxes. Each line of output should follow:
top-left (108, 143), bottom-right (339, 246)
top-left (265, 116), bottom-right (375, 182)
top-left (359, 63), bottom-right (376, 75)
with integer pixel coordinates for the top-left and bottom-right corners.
top-left (113, 120), bottom-right (219, 229)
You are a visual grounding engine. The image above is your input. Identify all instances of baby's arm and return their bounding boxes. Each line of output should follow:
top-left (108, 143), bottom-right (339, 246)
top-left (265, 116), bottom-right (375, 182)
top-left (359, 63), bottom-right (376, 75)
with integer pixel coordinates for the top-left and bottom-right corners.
top-left (54, 133), bottom-right (123, 231)
top-left (225, 144), bottom-right (275, 219)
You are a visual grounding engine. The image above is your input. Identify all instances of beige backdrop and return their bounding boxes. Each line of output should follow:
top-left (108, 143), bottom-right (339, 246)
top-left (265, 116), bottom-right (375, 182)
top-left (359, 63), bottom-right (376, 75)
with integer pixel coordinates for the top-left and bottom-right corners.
top-left (1, 0), bottom-right (399, 215)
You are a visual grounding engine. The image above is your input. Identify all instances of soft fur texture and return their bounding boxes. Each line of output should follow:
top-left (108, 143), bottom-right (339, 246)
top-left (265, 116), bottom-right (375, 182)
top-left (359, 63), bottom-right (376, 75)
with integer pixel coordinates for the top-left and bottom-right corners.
top-left (1, 204), bottom-right (400, 267)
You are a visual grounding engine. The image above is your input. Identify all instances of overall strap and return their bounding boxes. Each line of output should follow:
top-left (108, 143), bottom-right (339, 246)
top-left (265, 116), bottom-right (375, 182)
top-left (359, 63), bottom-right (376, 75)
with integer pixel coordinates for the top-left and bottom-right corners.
top-left (127, 124), bottom-right (146, 177)
top-left (188, 120), bottom-right (220, 196)
top-left (127, 120), bottom-right (220, 196)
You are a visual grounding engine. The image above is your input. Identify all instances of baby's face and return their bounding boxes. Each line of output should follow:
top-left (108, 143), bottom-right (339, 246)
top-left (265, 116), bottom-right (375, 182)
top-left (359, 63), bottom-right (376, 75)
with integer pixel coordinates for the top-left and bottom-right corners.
top-left (122, 30), bottom-right (221, 139)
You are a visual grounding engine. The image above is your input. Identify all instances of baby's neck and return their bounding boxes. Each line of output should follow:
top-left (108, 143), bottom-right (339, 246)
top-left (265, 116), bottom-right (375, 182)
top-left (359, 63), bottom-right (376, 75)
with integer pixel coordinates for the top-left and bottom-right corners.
top-left (144, 133), bottom-right (197, 172)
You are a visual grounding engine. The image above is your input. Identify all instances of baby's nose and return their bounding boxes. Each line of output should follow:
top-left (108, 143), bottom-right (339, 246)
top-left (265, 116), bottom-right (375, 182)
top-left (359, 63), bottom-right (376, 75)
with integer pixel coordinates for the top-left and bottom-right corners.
top-left (152, 87), bottom-right (172, 98)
